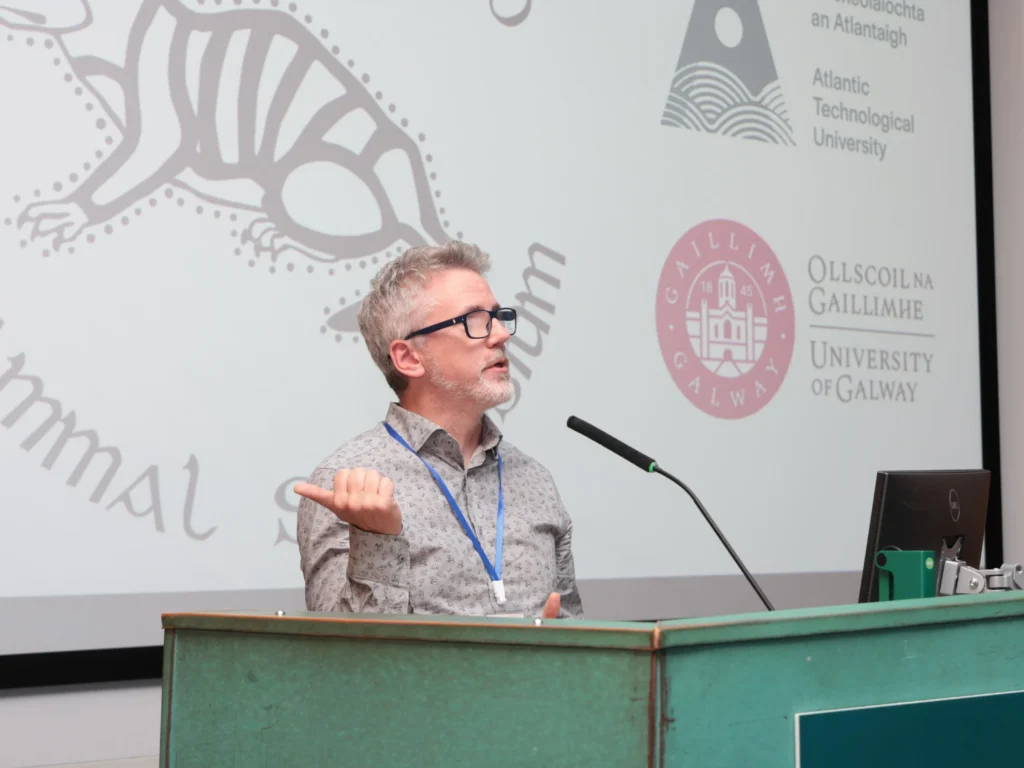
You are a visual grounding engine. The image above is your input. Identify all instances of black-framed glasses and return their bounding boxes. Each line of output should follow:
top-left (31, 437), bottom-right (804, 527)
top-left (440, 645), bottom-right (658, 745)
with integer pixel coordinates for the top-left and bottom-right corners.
top-left (404, 308), bottom-right (517, 340)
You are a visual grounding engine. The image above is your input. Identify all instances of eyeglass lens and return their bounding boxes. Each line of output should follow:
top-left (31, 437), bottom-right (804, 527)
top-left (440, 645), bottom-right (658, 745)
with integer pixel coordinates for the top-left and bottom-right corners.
top-left (466, 309), bottom-right (516, 338)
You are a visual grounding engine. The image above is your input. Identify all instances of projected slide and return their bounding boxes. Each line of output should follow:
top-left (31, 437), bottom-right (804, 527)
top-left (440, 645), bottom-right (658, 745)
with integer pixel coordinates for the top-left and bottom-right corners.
top-left (0, 0), bottom-right (981, 653)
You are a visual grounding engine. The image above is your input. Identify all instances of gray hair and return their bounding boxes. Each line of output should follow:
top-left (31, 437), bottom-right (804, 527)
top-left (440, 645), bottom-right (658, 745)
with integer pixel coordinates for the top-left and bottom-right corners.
top-left (357, 241), bottom-right (491, 394)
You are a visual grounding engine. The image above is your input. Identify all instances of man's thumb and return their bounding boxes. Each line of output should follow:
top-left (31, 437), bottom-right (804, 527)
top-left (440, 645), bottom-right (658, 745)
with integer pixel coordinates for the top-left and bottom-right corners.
top-left (542, 591), bottom-right (561, 619)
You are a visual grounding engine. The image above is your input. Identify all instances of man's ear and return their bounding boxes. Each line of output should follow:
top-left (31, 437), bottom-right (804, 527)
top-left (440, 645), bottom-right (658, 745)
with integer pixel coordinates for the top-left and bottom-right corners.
top-left (390, 339), bottom-right (426, 381)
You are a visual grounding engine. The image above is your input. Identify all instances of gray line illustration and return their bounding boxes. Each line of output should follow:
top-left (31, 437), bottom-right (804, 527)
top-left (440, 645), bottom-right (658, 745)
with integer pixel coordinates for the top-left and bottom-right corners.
top-left (661, 0), bottom-right (794, 146)
top-left (3, 0), bottom-right (450, 329)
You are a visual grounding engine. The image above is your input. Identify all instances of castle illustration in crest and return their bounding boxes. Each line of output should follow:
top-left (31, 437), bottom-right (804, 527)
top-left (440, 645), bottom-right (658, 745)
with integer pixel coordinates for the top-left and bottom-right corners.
top-left (686, 263), bottom-right (767, 378)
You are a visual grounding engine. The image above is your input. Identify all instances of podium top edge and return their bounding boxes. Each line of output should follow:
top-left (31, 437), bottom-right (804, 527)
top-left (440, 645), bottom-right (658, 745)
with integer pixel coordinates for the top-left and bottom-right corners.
top-left (656, 591), bottom-right (1024, 648)
top-left (161, 592), bottom-right (1024, 651)
top-left (160, 611), bottom-right (659, 651)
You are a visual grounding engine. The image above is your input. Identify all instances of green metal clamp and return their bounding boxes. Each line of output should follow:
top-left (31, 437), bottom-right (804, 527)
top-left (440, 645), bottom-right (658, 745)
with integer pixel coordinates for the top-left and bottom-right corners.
top-left (876, 550), bottom-right (936, 601)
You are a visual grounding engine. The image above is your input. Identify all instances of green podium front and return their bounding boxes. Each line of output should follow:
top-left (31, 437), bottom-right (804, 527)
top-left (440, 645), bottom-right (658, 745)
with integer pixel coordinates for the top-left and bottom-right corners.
top-left (160, 592), bottom-right (1024, 767)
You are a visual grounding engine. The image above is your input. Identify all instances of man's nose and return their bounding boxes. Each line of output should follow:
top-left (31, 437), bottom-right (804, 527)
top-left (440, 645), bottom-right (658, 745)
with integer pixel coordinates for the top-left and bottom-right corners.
top-left (488, 321), bottom-right (511, 346)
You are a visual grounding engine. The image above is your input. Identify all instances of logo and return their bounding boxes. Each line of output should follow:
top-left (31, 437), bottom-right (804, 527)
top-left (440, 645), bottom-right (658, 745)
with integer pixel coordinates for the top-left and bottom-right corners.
top-left (656, 219), bottom-right (794, 419)
top-left (949, 489), bottom-right (961, 522)
top-left (661, 0), bottom-right (794, 146)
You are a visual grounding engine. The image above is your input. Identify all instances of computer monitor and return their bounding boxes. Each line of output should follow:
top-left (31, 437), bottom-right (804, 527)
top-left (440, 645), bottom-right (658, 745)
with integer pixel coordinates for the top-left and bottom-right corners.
top-left (858, 469), bottom-right (991, 603)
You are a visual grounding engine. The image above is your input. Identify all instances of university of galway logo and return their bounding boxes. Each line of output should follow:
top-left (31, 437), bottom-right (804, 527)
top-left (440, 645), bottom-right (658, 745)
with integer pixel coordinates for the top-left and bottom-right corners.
top-left (656, 219), bottom-right (794, 419)
top-left (660, 0), bottom-right (794, 146)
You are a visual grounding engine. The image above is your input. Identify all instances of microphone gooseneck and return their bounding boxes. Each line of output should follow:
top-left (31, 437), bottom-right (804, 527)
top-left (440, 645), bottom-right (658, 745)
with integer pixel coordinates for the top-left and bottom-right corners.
top-left (652, 466), bottom-right (775, 612)
top-left (566, 415), bottom-right (775, 612)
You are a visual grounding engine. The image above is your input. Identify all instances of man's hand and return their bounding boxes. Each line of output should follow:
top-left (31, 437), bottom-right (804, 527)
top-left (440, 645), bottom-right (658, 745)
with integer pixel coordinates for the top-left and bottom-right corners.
top-left (294, 469), bottom-right (402, 536)
top-left (542, 592), bottom-right (561, 619)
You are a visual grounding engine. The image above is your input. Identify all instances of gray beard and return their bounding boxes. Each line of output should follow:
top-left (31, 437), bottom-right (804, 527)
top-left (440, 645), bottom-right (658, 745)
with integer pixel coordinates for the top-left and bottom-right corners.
top-left (426, 360), bottom-right (515, 411)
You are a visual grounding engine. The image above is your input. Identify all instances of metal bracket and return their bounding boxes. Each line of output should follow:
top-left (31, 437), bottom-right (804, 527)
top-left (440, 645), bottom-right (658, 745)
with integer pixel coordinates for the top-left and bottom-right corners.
top-left (937, 560), bottom-right (1024, 595)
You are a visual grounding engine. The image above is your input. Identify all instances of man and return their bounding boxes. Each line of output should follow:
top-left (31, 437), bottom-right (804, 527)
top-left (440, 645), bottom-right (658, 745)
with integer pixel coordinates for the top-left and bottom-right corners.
top-left (294, 241), bottom-right (583, 619)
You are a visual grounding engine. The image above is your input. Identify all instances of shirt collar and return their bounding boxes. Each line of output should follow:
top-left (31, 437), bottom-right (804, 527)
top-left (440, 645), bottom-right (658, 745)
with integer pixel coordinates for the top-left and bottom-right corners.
top-left (384, 403), bottom-right (503, 463)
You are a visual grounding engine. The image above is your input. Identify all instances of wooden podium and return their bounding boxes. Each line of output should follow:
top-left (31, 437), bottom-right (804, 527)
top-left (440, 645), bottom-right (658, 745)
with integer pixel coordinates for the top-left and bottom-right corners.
top-left (160, 592), bottom-right (1024, 767)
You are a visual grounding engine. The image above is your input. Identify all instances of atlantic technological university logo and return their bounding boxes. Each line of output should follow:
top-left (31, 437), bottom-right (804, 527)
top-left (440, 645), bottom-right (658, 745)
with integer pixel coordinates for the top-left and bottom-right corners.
top-left (656, 219), bottom-right (794, 419)
top-left (661, 0), bottom-right (794, 146)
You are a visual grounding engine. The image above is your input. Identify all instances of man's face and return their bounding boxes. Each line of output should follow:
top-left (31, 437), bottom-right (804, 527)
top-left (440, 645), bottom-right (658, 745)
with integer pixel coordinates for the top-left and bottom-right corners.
top-left (413, 269), bottom-right (513, 410)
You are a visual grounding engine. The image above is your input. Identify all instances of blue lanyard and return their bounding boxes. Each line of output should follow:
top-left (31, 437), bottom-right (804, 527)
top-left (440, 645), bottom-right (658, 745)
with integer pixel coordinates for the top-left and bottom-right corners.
top-left (384, 423), bottom-right (506, 602)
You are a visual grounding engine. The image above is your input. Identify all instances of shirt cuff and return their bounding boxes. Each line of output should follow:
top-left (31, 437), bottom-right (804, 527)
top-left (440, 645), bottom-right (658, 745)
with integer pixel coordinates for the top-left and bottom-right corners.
top-left (347, 526), bottom-right (410, 588)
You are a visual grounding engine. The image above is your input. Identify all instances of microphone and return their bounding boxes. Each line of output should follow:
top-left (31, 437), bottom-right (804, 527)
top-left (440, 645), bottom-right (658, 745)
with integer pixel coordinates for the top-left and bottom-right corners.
top-left (566, 415), bottom-right (775, 612)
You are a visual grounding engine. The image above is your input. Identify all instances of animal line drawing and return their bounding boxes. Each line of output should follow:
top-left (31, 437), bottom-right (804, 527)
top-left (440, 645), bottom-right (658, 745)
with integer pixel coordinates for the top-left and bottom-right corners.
top-left (2, 0), bottom-right (454, 331)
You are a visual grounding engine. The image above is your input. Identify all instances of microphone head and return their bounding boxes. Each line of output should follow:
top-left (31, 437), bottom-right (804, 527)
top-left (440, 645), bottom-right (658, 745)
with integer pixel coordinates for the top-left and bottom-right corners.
top-left (565, 415), bottom-right (657, 473)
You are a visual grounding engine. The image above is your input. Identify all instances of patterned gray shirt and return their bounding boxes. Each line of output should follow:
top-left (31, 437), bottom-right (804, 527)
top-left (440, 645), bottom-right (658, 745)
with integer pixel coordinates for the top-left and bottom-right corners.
top-left (297, 403), bottom-right (584, 618)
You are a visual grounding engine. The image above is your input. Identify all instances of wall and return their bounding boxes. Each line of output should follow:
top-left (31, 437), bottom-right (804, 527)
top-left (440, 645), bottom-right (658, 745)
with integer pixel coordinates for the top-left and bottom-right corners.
top-left (990, 0), bottom-right (1024, 565)
top-left (0, 682), bottom-right (159, 768)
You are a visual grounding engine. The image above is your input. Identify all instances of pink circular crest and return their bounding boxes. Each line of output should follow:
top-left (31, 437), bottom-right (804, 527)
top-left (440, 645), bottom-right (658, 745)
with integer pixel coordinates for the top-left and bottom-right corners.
top-left (656, 219), bottom-right (794, 419)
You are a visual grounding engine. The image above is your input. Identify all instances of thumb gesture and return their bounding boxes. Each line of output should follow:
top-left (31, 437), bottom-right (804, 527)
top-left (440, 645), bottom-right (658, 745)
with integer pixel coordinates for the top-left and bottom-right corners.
top-left (294, 468), bottom-right (402, 536)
